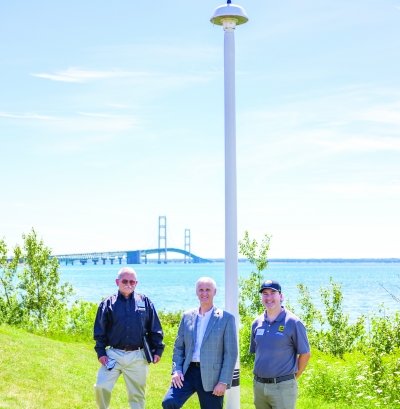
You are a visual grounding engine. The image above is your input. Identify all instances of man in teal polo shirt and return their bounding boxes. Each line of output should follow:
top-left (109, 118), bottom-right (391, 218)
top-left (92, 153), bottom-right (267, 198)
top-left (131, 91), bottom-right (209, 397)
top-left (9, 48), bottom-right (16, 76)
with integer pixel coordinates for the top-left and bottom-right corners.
top-left (250, 280), bottom-right (311, 409)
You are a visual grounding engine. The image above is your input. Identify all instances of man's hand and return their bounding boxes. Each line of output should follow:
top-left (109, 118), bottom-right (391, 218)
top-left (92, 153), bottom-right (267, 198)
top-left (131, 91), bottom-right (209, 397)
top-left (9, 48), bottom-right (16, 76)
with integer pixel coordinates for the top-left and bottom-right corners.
top-left (98, 356), bottom-right (108, 366)
top-left (153, 354), bottom-right (161, 364)
top-left (296, 352), bottom-right (311, 379)
top-left (171, 371), bottom-right (184, 389)
top-left (212, 382), bottom-right (227, 396)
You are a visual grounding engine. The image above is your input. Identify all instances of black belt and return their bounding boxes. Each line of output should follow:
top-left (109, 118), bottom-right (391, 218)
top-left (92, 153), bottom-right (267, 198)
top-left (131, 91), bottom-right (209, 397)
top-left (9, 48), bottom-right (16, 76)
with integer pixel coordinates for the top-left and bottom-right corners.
top-left (113, 345), bottom-right (142, 351)
top-left (190, 362), bottom-right (201, 367)
top-left (254, 374), bottom-right (295, 384)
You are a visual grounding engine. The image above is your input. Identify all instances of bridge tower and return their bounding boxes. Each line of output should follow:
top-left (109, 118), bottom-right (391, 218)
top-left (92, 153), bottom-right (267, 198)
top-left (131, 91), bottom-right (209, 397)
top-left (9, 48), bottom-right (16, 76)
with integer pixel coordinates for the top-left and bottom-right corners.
top-left (184, 228), bottom-right (191, 263)
top-left (158, 215), bottom-right (167, 264)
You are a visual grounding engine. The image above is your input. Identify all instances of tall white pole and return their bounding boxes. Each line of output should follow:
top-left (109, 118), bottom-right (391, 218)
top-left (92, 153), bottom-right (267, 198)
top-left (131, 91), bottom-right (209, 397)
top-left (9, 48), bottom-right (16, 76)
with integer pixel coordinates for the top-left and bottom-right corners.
top-left (224, 20), bottom-right (240, 409)
top-left (210, 3), bottom-right (248, 409)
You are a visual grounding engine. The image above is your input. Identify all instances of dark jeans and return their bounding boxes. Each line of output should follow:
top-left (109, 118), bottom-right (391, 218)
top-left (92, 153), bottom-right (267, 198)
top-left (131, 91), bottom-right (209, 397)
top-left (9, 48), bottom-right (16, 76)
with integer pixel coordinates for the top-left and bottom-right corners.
top-left (162, 365), bottom-right (223, 409)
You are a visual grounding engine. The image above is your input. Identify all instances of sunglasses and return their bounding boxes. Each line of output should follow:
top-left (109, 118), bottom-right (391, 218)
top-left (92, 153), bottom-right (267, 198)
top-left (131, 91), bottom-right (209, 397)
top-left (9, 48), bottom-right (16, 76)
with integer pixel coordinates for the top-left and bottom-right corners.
top-left (120, 279), bottom-right (137, 286)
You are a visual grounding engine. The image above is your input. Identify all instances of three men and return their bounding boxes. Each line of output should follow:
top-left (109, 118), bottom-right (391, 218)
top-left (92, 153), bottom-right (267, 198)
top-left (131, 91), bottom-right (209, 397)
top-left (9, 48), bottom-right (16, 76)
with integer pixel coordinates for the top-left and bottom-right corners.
top-left (93, 267), bottom-right (164, 409)
top-left (162, 276), bottom-right (238, 409)
top-left (93, 270), bottom-right (309, 409)
top-left (250, 280), bottom-right (311, 409)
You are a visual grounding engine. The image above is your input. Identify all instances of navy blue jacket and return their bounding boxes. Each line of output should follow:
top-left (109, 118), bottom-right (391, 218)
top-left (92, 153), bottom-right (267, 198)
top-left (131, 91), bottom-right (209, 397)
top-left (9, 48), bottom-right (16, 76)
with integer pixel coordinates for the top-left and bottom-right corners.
top-left (94, 291), bottom-right (164, 359)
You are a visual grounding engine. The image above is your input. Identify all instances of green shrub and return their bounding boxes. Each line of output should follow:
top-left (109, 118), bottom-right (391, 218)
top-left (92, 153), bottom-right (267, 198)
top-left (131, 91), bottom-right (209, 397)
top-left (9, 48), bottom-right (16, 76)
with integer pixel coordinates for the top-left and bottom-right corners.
top-left (238, 231), bottom-right (269, 319)
top-left (18, 229), bottom-right (74, 329)
top-left (366, 310), bottom-right (400, 354)
top-left (66, 300), bottom-right (98, 341)
top-left (158, 310), bottom-right (182, 339)
top-left (239, 315), bottom-right (254, 366)
top-left (158, 310), bottom-right (182, 327)
top-left (296, 279), bottom-right (365, 357)
top-left (0, 239), bottom-right (24, 325)
top-left (301, 350), bottom-right (400, 408)
top-left (238, 231), bottom-right (270, 364)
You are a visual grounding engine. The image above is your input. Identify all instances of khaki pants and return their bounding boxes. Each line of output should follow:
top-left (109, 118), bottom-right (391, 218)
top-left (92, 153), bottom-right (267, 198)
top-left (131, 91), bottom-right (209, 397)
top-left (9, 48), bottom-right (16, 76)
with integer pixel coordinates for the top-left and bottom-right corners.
top-left (95, 348), bottom-right (149, 409)
top-left (253, 378), bottom-right (298, 409)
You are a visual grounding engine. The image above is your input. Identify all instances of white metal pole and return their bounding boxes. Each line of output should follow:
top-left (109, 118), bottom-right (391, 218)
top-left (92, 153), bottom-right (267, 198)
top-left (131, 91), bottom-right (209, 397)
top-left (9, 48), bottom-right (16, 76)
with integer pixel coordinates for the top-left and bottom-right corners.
top-left (223, 19), bottom-right (240, 409)
top-left (210, 4), bottom-right (247, 408)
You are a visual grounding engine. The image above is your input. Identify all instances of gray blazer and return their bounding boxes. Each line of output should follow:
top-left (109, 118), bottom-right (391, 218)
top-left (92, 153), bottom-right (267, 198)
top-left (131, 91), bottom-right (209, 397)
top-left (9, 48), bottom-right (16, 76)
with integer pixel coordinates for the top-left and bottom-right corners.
top-left (172, 306), bottom-right (238, 392)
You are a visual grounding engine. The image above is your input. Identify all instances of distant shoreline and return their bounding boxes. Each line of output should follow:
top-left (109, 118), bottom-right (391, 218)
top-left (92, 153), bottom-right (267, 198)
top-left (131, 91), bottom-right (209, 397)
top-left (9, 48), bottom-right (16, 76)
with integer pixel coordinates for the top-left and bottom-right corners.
top-left (160, 258), bottom-right (400, 263)
top-left (240, 258), bottom-right (400, 263)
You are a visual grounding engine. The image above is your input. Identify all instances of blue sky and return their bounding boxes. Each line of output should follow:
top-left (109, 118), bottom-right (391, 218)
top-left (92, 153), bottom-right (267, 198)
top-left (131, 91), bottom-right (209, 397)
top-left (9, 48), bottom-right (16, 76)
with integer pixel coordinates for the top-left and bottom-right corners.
top-left (1, 0), bottom-right (399, 259)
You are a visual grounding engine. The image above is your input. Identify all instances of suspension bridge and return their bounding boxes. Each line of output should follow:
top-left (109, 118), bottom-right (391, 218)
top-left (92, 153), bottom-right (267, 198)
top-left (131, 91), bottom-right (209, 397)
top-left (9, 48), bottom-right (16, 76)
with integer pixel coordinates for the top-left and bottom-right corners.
top-left (54, 216), bottom-right (210, 265)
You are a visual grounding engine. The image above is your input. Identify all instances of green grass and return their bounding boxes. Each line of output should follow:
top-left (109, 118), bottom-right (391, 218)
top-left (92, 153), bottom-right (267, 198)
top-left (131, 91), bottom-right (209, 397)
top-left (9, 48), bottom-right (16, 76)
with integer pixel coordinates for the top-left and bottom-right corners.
top-left (0, 324), bottom-right (394, 409)
top-left (0, 325), bottom-right (213, 409)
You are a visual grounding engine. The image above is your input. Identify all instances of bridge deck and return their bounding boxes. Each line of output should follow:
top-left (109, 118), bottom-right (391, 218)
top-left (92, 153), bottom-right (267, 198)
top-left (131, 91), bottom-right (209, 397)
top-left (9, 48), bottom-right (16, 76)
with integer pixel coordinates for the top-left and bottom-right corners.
top-left (55, 248), bottom-right (210, 265)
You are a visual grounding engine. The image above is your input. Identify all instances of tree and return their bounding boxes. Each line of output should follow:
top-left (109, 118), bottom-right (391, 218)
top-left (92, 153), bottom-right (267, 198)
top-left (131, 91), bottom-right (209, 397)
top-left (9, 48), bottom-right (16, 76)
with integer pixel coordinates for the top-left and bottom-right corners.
top-left (319, 278), bottom-right (365, 357)
top-left (18, 229), bottom-right (73, 329)
top-left (238, 231), bottom-right (271, 318)
top-left (238, 231), bottom-right (271, 364)
top-left (296, 278), bottom-right (365, 358)
top-left (0, 239), bottom-right (23, 324)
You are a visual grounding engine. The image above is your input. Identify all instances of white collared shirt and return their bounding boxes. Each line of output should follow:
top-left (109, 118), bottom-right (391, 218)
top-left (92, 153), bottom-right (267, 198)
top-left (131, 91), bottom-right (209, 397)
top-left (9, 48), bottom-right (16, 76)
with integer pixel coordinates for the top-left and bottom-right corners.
top-left (191, 307), bottom-right (213, 362)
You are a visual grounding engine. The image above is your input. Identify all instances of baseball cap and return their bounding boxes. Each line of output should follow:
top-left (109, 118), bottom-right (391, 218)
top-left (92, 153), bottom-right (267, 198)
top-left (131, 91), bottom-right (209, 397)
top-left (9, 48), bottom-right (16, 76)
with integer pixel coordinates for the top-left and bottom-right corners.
top-left (259, 280), bottom-right (281, 293)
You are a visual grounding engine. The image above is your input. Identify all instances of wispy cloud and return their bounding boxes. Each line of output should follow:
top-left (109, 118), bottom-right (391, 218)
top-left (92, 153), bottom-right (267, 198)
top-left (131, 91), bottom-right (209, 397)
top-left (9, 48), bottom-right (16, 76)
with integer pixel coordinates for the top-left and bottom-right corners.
top-left (240, 84), bottom-right (400, 159)
top-left (31, 66), bottom-right (214, 86)
top-left (0, 111), bottom-right (57, 121)
top-left (31, 67), bottom-right (151, 83)
top-left (0, 110), bottom-right (139, 134)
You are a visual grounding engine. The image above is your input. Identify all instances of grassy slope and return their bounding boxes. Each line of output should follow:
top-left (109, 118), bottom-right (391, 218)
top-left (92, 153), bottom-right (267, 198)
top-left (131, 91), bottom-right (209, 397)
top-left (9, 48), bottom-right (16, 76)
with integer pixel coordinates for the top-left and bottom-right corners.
top-left (0, 325), bottom-right (352, 409)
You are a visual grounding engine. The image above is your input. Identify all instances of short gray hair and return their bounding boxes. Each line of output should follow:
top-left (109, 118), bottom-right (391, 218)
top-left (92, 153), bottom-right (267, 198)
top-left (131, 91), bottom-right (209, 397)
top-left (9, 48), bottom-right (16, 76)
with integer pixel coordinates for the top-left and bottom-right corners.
top-left (195, 276), bottom-right (217, 290)
top-left (117, 267), bottom-right (137, 280)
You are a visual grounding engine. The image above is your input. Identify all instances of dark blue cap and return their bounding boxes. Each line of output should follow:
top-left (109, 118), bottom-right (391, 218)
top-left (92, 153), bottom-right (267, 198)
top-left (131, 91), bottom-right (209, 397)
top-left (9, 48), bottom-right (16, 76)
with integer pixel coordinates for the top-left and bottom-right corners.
top-left (259, 280), bottom-right (281, 293)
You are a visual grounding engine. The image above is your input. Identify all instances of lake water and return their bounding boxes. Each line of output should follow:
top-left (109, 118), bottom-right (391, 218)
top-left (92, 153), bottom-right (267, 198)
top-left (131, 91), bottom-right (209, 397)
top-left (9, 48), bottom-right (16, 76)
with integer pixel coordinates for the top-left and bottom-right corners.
top-left (59, 260), bottom-right (400, 320)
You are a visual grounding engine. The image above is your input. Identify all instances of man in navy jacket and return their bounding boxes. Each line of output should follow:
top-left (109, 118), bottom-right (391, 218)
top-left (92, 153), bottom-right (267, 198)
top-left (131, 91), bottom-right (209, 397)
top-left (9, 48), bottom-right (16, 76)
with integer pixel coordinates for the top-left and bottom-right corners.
top-left (94, 267), bottom-right (164, 409)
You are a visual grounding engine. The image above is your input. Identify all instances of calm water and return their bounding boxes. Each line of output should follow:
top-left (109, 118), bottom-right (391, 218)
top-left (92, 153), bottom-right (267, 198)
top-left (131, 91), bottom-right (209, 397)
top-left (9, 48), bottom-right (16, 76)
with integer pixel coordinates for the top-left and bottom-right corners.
top-left (59, 260), bottom-right (400, 320)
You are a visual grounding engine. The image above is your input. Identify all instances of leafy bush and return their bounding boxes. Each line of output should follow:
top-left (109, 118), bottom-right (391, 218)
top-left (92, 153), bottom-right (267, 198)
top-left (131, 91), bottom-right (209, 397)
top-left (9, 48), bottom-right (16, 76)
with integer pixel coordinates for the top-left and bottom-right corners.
top-left (158, 310), bottom-right (182, 328)
top-left (66, 300), bottom-right (98, 341)
top-left (158, 310), bottom-right (183, 339)
top-left (296, 279), bottom-right (365, 357)
top-left (0, 230), bottom-right (73, 333)
top-left (238, 231), bottom-right (270, 364)
top-left (0, 239), bottom-right (24, 325)
top-left (238, 231), bottom-right (269, 317)
top-left (19, 229), bottom-right (74, 329)
top-left (239, 315), bottom-right (254, 366)
top-left (302, 351), bottom-right (400, 408)
top-left (366, 310), bottom-right (400, 354)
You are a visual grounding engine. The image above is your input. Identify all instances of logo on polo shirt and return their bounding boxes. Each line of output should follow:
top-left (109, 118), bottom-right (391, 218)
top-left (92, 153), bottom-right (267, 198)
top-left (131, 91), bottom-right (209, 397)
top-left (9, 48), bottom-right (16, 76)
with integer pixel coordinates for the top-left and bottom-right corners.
top-left (278, 325), bottom-right (285, 332)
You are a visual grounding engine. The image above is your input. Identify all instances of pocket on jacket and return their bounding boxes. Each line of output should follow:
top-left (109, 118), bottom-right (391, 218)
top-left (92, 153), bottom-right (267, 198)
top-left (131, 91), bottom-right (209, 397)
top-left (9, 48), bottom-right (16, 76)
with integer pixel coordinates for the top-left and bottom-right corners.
top-left (213, 362), bottom-right (222, 370)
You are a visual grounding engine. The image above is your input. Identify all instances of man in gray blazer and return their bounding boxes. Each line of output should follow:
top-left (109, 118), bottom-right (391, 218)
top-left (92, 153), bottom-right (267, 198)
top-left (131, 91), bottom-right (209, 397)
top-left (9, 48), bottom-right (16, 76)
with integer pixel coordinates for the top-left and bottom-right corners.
top-left (162, 276), bottom-right (238, 409)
